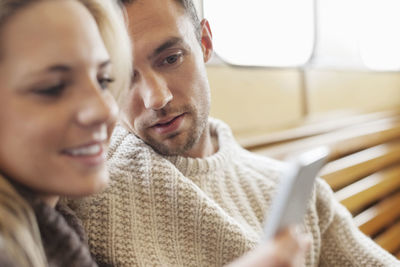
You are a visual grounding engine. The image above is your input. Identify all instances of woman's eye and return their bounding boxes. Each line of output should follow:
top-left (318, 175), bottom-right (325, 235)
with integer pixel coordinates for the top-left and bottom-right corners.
top-left (98, 77), bottom-right (115, 90)
top-left (34, 83), bottom-right (65, 97)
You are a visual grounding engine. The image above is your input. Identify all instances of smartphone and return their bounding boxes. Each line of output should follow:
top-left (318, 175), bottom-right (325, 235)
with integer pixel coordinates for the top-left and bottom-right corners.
top-left (263, 146), bottom-right (329, 240)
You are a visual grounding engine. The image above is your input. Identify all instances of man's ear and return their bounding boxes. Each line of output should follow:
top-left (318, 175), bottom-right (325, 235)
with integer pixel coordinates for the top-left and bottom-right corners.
top-left (200, 19), bottom-right (213, 63)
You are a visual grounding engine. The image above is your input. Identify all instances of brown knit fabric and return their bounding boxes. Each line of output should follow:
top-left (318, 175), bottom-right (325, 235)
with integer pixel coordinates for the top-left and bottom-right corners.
top-left (0, 175), bottom-right (98, 267)
top-left (33, 202), bottom-right (98, 267)
top-left (0, 174), bottom-right (47, 267)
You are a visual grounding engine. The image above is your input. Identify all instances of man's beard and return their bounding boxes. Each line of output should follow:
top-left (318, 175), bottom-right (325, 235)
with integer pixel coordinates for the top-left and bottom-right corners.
top-left (140, 105), bottom-right (208, 156)
top-left (144, 125), bottom-right (199, 156)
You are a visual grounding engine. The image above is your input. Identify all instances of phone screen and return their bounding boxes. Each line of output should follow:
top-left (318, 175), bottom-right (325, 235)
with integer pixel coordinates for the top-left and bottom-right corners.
top-left (263, 146), bottom-right (329, 240)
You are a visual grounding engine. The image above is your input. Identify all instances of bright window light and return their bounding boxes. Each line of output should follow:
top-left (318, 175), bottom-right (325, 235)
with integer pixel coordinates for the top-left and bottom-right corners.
top-left (358, 0), bottom-right (400, 71)
top-left (312, 0), bottom-right (364, 68)
top-left (203, 0), bottom-right (315, 67)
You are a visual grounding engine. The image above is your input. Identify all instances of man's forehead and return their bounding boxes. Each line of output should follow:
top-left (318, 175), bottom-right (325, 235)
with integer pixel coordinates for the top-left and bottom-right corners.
top-left (124, 0), bottom-right (185, 18)
top-left (122, 0), bottom-right (184, 9)
top-left (125, 0), bottom-right (193, 41)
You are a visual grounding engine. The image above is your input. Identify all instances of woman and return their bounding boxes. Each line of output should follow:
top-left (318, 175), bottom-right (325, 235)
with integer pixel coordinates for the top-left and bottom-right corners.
top-left (0, 0), bottom-right (308, 266)
top-left (0, 0), bottom-right (131, 266)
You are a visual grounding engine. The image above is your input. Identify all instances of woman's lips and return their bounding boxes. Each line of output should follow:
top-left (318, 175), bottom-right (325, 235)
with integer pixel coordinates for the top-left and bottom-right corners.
top-left (152, 114), bottom-right (185, 135)
top-left (62, 143), bottom-right (106, 167)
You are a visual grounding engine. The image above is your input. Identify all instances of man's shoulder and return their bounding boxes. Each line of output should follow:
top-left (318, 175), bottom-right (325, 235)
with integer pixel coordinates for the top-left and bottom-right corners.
top-left (108, 125), bottom-right (153, 160)
top-left (237, 145), bottom-right (286, 174)
top-left (209, 117), bottom-right (287, 181)
top-left (106, 125), bottom-right (175, 174)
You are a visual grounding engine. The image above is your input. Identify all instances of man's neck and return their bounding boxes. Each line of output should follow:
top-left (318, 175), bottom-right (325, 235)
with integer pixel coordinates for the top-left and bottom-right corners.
top-left (182, 126), bottom-right (218, 158)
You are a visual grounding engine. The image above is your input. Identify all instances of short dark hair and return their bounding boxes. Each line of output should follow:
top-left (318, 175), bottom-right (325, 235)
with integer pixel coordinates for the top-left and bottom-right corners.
top-left (119, 0), bottom-right (201, 42)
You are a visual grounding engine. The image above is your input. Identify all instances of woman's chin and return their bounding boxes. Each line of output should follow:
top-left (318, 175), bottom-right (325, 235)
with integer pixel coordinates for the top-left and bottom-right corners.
top-left (62, 171), bottom-right (110, 198)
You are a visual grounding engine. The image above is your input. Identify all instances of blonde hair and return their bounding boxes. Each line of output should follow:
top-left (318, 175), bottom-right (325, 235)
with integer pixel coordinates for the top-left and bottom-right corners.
top-left (0, 0), bottom-right (132, 265)
top-left (80, 0), bottom-right (132, 100)
top-left (0, 174), bottom-right (47, 267)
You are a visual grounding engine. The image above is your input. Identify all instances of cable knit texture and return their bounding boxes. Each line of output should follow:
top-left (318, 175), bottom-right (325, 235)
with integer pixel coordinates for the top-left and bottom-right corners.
top-left (69, 118), bottom-right (400, 267)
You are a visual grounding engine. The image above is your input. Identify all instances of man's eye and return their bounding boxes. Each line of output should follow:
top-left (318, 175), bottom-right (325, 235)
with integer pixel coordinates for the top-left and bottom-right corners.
top-left (98, 77), bottom-right (115, 90)
top-left (165, 55), bottom-right (179, 64)
top-left (162, 53), bottom-right (183, 66)
top-left (34, 84), bottom-right (65, 97)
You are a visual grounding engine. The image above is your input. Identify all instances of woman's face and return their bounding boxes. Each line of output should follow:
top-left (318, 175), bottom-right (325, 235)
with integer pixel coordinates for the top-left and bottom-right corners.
top-left (0, 0), bottom-right (117, 202)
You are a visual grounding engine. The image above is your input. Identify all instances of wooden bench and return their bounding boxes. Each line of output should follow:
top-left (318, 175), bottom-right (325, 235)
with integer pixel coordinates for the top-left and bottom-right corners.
top-left (239, 110), bottom-right (400, 259)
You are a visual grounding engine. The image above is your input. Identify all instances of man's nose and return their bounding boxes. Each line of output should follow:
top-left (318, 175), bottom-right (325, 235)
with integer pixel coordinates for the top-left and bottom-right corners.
top-left (141, 73), bottom-right (172, 110)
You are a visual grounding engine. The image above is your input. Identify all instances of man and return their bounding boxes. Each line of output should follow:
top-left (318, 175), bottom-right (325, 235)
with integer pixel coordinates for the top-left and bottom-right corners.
top-left (69, 0), bottom-right (400, 266)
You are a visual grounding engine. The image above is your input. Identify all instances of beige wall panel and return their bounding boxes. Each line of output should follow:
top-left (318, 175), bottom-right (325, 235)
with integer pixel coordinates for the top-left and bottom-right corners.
top-left (207, 66), bottom-right (303, 137)
top-left (307, 70), bottom-right (400, 115)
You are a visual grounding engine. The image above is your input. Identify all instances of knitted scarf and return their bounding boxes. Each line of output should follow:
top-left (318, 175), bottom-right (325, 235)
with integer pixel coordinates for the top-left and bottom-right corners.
top-left (0, 174), bottom-right (98, 267)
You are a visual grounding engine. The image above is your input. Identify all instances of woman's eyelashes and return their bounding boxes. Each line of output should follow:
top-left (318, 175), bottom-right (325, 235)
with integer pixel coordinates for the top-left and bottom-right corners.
top-left (33, 82), bottom-right (67, 97)
top-left (31, 75), bottom-right (115, 98)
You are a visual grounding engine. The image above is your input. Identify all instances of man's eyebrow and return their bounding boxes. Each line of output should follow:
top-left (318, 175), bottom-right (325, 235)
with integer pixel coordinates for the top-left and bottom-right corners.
top-left (150, 37), bottom-right (183, 59)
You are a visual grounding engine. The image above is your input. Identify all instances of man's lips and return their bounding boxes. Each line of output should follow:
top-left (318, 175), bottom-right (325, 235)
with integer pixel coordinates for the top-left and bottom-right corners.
top-left (151, 113), bottom-right (185, 135)
top-left (153, 115), bottom-right (178, 126)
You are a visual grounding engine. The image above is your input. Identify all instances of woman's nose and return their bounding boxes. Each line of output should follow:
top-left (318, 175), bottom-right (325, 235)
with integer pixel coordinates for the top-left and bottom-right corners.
top-left (77, 82), bottom-right (117, 128)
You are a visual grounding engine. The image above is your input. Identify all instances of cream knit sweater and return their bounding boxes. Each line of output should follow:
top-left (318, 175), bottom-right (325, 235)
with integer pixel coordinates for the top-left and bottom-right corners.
top-left (69, 118), bottom-right (400, 267)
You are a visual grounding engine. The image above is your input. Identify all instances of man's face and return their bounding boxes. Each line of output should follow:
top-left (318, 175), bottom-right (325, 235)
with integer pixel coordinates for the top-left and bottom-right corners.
top-left (122, 0), bottom-right (213, 156)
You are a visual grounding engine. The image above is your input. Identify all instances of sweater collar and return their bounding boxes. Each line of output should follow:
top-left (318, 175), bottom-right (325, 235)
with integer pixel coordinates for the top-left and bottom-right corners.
top-left (165, 118), bottom-right (241, 176)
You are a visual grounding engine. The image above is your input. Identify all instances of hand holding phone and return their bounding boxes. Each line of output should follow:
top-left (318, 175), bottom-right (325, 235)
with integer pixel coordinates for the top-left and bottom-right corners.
top-left (263, 146), bottom-right (329, 240)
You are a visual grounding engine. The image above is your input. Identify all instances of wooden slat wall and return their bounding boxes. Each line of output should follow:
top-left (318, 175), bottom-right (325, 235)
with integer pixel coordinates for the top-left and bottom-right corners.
top-left (242, 110), bottom-right (400, 259)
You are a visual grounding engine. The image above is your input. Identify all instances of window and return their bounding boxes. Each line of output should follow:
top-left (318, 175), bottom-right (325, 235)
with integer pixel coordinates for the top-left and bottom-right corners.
top-left (311, 0), bottom-right (364, 68)
top-left (203, 0), bottom-right (315, 67)
top-left (310, 0), bottom-right (400, 71)
top-left (358, 0), bottom-right (400, 71)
